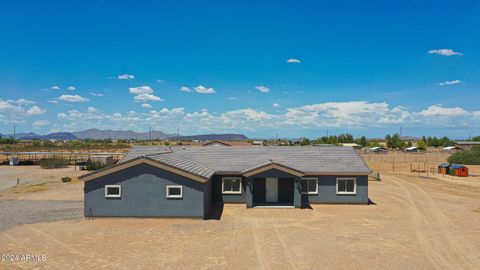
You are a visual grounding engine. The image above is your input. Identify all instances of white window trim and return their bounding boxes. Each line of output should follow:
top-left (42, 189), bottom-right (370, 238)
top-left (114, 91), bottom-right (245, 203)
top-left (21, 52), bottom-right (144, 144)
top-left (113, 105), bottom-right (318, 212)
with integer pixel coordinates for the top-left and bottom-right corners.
top-left (222, 177), bottom-right (242, 194)
top-left (301, 178), bottom-right (318, 194)
top-left (336, 178), bottom-right (357, 195)
top-left (166, 185), bottom-right (183, 199)
top-left (105, 185), bottom-right (121, 198)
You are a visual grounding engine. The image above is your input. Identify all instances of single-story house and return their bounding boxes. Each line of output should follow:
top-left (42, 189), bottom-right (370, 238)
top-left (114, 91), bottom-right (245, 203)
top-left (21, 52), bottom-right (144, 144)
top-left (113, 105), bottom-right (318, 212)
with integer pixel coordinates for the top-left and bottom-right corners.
top-left (80, 146), bottom-right (371, 218)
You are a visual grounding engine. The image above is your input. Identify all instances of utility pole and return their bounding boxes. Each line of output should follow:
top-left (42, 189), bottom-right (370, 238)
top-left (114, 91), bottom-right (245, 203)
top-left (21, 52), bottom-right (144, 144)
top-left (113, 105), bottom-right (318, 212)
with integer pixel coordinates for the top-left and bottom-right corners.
top-left (400, 127), bottom-right (403, 137)
top-left (149, 126), bottom-right (152, 144)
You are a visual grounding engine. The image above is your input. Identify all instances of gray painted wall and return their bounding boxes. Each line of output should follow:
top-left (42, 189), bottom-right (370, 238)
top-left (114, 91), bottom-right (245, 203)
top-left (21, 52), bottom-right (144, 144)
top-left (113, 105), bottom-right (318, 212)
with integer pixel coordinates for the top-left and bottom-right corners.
top-left (211, 175), bottom-right (246, 203)
top-left (84, 163), bottom-right (208, 218)
top-left (301, 175), bottom-right (368, 204)
top-left (203, 179), bottom-right (212, 217)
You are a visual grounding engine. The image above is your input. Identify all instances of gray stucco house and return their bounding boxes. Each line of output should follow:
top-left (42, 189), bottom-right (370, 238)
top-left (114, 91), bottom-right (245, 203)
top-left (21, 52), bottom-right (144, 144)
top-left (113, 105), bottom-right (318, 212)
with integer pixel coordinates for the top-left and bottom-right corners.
top-left (80, 145), bottom-right (371, 218)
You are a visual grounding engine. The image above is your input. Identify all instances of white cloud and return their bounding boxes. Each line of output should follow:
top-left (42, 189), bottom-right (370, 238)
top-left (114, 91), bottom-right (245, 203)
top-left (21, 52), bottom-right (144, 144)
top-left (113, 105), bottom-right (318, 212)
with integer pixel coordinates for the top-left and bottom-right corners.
top-left (180, 86), bottom-right (193, 92)
top-left (87, 107), bottom-right (98, 113)
top-left (427, 49), bottom-right (463, 56)
top-left (272, 103), bottom-right (281, 108)
top-left (89, 92), bottom-right (104, 97)
top-left (118, 74), bottom-right (135, 80)
top-left (58, 94), bottom-right (89, 103)
top-left (8, 98), bottom-right (35, 105)
top-left (255, 86), bottom-right (270, 93)
top-left (0, 99), bottom-right (46, 124)
top-left (141, 103), bottom-right (152, 108)
top-left (67, 86), bottom-right (76, 91)
top-left (228, 97), bottom-right (237, 100)
top-left (27, 105), bottom-right (46, 115)
top-left (133, 93), bottom-right (163, 102)
top-left (47, 100), bottom-right (59, 104)
top-left (287, 58), bottom-right (301, 63)
top-left (419, 105), bottom-right (466, 116)
top-left (194, 85), bottom-right (216, 94)
top-left (50, 86), bottom-right (60, 90)
top-left (439, 80), bottom-right (461, 86)
top-left (157, 80), bottom-right (164, 83)
top-left (33, 120), bottom-right (50, 127)
top-left (129, 86), bottom-right (153, 95)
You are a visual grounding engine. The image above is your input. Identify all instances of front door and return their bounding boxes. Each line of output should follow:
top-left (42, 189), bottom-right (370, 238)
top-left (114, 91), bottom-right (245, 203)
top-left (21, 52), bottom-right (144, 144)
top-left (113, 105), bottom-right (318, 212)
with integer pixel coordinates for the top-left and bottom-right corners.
top-left (266, 177), bottom-right (278, 203)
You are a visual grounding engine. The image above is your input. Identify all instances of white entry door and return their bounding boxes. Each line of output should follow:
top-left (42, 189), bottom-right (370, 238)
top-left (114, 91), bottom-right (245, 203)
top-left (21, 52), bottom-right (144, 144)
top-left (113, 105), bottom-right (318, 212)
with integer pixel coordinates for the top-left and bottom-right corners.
top-left (265, 177), bottom-right (278, 203)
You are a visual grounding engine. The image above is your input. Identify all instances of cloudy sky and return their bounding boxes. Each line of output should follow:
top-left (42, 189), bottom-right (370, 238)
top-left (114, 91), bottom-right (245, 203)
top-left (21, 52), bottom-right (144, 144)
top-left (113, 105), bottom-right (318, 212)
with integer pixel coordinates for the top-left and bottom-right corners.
top-left (1, 1), bottom-right (479, 138)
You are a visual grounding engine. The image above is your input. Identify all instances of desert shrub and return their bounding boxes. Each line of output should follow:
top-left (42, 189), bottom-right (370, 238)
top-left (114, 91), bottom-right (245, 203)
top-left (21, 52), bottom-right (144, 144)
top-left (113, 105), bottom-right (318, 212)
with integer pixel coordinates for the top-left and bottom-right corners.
top-left (448, 146), bottom-right (480, 165)
top-left (61, 176), bottom-right (72, 182)
top-left (40, 158), bottom-right (69, 169)
top-left (85, 160), bottom-right (106, 171)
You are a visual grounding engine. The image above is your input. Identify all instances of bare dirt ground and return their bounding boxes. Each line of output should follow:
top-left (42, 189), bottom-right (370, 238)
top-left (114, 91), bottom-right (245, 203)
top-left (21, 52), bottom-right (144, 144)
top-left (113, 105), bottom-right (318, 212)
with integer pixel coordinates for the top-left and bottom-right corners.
top-left (0, 165), bottom-right (85, 194)
top-left (1, 166), bottom-right (479, 269)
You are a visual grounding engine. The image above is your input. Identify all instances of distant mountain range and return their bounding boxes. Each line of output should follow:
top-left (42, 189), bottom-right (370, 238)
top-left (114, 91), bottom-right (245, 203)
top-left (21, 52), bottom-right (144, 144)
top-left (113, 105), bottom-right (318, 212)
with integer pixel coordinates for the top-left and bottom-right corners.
top-left (0, 128), bottom-right (249, 141)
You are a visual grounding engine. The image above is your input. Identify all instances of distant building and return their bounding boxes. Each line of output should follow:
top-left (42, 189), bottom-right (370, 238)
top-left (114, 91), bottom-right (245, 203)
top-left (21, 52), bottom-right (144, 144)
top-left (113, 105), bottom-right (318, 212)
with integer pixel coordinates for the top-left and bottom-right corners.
top-left (369, 146), bottom-right (388, 153)
top-left (404, 146), bottom-right (425, 153)
top-left (200, 140), bottom-right (253, 147)
top-left (454, 141), bottom-right (480, 150)
top-left (341, 143), bottom-right (361, 149)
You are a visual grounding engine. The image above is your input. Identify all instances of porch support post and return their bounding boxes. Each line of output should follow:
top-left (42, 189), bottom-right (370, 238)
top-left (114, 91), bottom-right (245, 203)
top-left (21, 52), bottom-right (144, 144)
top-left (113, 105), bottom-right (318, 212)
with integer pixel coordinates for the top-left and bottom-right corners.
top-left (293, 177), bottom-right (302, 208)
top-left (246, 176), bottom-right (253, 208)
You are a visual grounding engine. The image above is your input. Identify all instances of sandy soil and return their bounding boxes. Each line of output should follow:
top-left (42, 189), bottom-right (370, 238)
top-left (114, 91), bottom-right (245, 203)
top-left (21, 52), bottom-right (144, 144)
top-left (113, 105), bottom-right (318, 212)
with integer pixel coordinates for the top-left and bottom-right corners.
top-left (1, 170), bottom-right (479, 269)
top-left (0, 165), bottom-right (86, 193)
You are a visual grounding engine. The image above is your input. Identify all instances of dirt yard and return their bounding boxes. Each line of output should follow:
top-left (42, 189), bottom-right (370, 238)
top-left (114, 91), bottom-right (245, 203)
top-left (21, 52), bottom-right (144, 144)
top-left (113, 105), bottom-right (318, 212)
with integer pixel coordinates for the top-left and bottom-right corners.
top-left (0, 165), bottom-right (85, 194)
top-left (1, 167), bottom-right (479, 269)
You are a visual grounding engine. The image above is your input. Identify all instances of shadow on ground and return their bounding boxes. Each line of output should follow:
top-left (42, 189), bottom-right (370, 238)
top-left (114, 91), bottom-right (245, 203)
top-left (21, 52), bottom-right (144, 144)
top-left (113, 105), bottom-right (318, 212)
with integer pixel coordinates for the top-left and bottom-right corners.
top-left (204, 203), bottom-right (224, 220)
top-left (0, 199), bottom-right (83, 232)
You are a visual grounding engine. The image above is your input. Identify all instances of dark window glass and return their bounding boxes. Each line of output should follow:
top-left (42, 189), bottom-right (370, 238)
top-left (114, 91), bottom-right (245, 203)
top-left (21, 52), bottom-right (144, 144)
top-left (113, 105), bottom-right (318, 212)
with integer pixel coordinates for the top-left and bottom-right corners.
top-left (231, 179), bottom-right (241, 192)
top-left (338, 180), bottom-right (346, 192)
top-left (168, 187), bottom-right (181, 196)
top-left (308, 179), bottom-right (317, 192)
top-left (107, 187), bottom-right (119, 195)
top-left (346, 180), bottom-right (355, 192)
top-left (223, 180), bottom-right (232, 192)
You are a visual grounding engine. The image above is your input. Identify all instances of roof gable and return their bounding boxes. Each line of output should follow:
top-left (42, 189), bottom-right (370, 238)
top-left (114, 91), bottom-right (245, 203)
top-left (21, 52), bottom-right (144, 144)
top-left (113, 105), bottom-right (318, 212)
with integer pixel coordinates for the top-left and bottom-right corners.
top-left (79, 157), bottom-right (210, 183)
top-left (243, 161), bottom-right (305, 177)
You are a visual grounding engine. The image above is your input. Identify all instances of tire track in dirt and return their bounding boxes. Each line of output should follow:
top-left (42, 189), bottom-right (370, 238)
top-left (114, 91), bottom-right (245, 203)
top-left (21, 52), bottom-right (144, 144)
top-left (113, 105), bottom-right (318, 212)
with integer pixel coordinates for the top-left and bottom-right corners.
top-left (251, 218), bottom-right (267, 270)
top-left (389, 174), bottom-right (480, 268)
top-left (385, 175), bottom-right (453, 269)
top-left (270, 217), bottom-right (298, 269)
top-left (386, 174), bottom-right (479, 270)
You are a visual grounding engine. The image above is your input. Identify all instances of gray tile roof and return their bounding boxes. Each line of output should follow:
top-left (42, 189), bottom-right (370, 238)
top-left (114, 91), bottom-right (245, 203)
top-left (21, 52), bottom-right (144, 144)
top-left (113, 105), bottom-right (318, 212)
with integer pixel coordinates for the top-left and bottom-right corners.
top-left (120, 145), bottom-right (371, 178)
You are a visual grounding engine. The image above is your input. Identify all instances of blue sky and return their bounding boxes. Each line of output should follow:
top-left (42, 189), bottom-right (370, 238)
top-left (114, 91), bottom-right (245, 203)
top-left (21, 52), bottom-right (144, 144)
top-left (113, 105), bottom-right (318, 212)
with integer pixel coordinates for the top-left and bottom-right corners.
top-left (0, 0), bottom-right (479, 138)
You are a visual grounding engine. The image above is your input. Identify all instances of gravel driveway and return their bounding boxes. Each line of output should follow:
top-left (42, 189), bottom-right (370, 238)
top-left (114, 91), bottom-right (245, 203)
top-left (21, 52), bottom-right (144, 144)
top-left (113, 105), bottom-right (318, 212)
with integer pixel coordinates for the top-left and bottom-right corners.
top-left (0, 199), bottom-right (83, 231)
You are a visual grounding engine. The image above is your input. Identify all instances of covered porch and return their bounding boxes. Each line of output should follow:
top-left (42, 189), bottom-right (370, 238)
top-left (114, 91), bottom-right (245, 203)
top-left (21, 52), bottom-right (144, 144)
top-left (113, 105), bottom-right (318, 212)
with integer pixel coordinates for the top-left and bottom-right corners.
top-left (243, 162), bottom-right (303, 208)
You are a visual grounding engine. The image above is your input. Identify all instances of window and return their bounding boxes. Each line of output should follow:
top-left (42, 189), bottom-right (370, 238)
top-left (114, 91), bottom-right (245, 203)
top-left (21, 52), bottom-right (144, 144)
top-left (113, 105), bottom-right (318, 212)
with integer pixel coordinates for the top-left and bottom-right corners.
top-left (336, 178), bottom-right (356, 195)
top-left (166, 185), bottom-right (183, 199)
top-left (105, 185), bottom-right (121, 198)
top-left (222, 177), bottom-right (242, 194)
top-left (301, 178), bottom-right (318, 194)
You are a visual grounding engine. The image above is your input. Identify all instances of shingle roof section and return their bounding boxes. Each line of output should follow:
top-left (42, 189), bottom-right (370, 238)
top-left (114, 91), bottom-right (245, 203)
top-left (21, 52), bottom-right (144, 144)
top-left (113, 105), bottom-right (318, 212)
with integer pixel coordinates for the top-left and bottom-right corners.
top-left (121, 145), bottom-right (371, 177)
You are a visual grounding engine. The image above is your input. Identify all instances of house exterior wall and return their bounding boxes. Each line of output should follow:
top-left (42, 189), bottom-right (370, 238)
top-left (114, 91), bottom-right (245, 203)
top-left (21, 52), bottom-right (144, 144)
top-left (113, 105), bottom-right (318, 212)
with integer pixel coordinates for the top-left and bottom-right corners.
top-left (84, 163), bottom-right (207, 218)
top-left (301, 175), bottom-right (368, 204)
top-left (211, 175), bottom-right (246, 203)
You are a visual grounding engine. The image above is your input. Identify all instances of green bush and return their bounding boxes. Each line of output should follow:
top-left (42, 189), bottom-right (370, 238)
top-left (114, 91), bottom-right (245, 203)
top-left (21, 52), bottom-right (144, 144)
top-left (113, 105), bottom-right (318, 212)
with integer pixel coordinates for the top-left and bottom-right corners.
top-left (40, 158), bottom-right (69, 169)
top-left (85, 160), bottom-right (106, 171)
top-left (61, 176), bottom-right (72, 182)
top-left (448, 146), bottom-right (480, 165)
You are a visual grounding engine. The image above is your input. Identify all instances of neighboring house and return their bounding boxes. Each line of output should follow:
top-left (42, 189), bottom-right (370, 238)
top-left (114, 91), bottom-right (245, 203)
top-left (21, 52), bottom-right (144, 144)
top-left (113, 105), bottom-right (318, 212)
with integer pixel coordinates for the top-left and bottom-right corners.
top-left (369, 146), bottom-right (388, 153)
top-left (80, 146), bottom-right (371, 218)
top-left (200, 140), bottom-right (253, 147)
top-left (454, 141), bottom-right (480, 150)
top-left (404, 146), bottom-right (425, 153)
